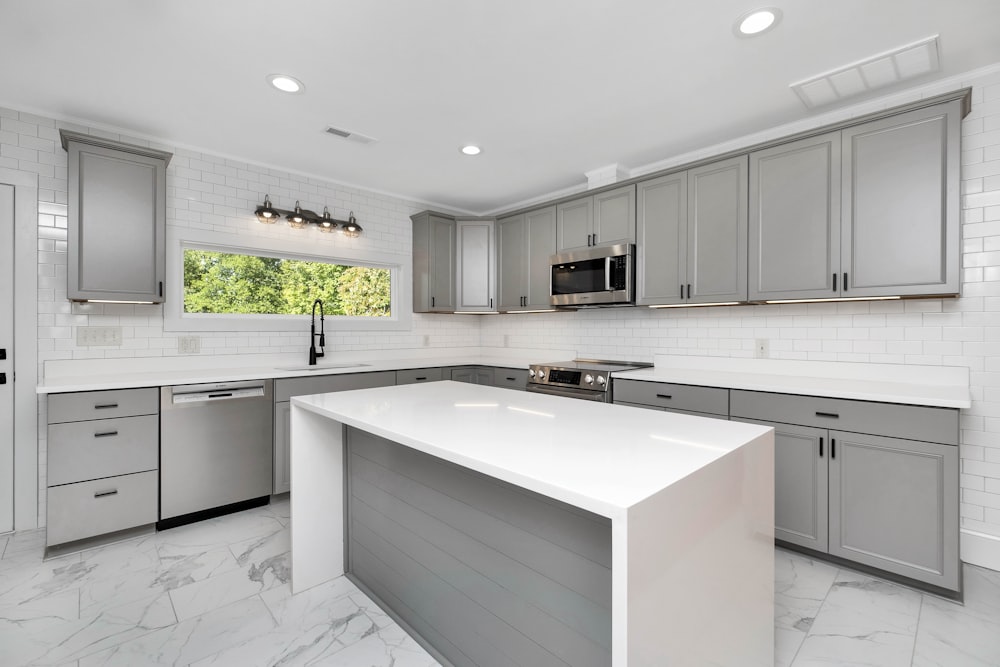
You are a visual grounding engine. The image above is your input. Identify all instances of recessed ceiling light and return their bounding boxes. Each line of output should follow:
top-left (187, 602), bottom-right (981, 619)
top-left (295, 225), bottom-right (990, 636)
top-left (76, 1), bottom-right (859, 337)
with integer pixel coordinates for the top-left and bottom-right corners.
top-left (267, 74), bottom-right (305, 94)
top-left (461, 145), bottom-right (482, 156)
top-left (735, 8), bottom-right (781, 36)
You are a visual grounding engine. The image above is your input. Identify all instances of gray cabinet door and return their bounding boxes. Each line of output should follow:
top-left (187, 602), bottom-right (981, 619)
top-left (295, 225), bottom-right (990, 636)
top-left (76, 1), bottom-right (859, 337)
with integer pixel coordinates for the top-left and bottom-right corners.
top-left (841, 101), bottom-right (961, 298)
top-left (556, 196), bottom-right (593, 252)
top-left (525, 206), bottom-right (557, 309)
top-left (636, 172), bottom-right (686, 305)
top-left (456, 219), bottom-right (495, 311)
top-left (687, 155), bottom-right (748, 304)
top-left (65, 137), bottom-right (169, 303)
top-left (273, 401), bottom-right (290, 494)
top-left (828, 431), bottom-right (959, 590)
top-left (749, 133), bottom-right (841, 301)
top-left (429, 215), bottom-right (456, 311)
top-left (593, 184), bottom-right (636, 246)
top-left (736, 418), bottom-right (828, 552)
top-left (497, 214), bottom-right (526, 311)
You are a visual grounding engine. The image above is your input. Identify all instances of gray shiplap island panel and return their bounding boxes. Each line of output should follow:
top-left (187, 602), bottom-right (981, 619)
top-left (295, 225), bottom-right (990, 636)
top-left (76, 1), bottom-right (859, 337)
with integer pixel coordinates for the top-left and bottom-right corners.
top-left (346, 427), bottom-right (612, 667)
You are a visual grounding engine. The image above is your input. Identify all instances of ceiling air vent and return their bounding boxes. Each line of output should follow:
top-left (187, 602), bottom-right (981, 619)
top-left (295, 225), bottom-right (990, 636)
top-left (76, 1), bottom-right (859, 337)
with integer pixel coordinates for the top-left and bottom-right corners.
top-left (323, 125), bottom-right (378, 145)
top-left (790, 35), bottom-right (940, 109)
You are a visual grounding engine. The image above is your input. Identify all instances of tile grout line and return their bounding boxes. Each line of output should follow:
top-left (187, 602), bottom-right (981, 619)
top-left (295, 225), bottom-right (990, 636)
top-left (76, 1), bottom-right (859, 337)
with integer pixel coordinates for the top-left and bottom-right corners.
top-left (909, 594), bottom-right (926, 667)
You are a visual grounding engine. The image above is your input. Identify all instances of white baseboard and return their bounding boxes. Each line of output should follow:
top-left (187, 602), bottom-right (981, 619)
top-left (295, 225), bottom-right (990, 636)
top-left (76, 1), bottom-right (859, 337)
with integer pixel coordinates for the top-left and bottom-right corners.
top-left (961, 529), bottom-right (1000, 572)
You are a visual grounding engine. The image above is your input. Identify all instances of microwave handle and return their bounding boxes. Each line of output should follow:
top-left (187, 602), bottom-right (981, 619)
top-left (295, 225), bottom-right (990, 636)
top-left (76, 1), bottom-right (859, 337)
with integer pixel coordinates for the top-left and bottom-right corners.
top-left (605, 257), bottom-right (612, 291)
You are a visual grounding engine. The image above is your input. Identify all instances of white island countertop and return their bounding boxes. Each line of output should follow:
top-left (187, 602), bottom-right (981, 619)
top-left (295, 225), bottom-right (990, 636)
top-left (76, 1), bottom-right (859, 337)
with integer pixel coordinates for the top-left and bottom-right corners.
top-left (292, 381), bottom-right (772, 518)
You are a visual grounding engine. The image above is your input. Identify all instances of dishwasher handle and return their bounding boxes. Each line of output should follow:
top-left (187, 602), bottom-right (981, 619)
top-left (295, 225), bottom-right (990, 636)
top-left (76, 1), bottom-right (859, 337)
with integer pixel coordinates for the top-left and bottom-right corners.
top-left (171, 385), bottom-right (266, 405)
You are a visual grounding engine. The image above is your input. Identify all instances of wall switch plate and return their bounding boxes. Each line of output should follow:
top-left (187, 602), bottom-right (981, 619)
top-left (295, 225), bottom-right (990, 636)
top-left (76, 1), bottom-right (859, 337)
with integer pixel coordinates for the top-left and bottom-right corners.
top-left (754, 338), bottom-right (770, 359)
top-left (76, 326), bottom-right (122, 347)
top-left (178, 335), bottom-right (201, 354)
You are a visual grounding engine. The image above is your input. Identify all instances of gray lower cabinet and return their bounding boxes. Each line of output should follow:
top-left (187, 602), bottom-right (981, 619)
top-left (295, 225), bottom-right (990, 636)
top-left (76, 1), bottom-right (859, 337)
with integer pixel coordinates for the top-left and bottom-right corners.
top-left (492, 368), bottom-right (528, 391)
top-left (395, 367), bottom-right (444, 385)
top-left (455, 218), bottom-right (496, 312)
top-left (556, 184), bottom-right (635, 252)
top-left (731, 389), bottom-right (960, 592)
top-left (46, 388), bottom-right (160, 547)
top-left (61, 131), bottom-right (171, 303)
top-left (450, 366), bottom-right (527, 389)
top-left (749, 98), bottom-right (962, 302)
top-left (450, 367), bottom-right (494, 385)
top-left (412, 212), bottom-right (456, 312)
top-left (612, 379), bottom-right (729, 417)
top-left (497, 206), bottom-right (557, 311)
top-left (272, 371), bottom-right (395, 494)
top-left (637, 155), bottom-right (748, 305)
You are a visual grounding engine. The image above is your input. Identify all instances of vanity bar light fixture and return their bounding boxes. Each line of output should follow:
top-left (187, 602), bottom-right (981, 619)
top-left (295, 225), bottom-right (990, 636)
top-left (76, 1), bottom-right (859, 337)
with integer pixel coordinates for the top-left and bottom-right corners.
top-left (254, 195), bottom-right (363, 238)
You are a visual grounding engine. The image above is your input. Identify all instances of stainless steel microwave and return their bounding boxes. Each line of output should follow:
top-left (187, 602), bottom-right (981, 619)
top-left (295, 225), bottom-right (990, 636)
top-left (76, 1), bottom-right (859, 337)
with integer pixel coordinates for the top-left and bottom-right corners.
top-left (550, 243), bottom-right (634, 307)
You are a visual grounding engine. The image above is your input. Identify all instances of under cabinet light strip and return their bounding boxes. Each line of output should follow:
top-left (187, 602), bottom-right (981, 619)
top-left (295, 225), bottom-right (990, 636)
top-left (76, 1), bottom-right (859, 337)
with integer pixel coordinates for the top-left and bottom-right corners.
top-left (763, 296), bottom-right (901, 304)
top-left (648, 302), bottom-right (741, 309)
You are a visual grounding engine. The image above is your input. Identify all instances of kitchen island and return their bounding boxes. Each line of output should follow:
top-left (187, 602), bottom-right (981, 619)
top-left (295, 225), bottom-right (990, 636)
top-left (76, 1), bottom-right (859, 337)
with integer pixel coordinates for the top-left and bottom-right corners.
top-left (290, 381), bottom-right (774, 667)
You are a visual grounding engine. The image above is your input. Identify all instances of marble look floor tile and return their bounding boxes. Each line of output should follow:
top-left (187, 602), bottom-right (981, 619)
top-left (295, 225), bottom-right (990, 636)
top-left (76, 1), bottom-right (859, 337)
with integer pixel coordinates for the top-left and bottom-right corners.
top-left (168, 554), bottom-right (288, 621)
top-left (0, 556), bottom-right (95, 610)
top-left (259, 576), bottom-right (362, 619)
top-left (1, 528), bottom-right (46, 560)
top-left (792, 571), bottom-right (922, 667)
top-left (774, 550), bottom-right (839, 667)
top-left (0, 533), bottom-right (9, 557)
top-left (912, 565), bottom-right (1000, 667)
top-left (156, 511), bottom-right (284, 556)
top-left (308, 624), bottom-right (442, 667)
top-left (266, 496), bottom-right (290, 526)
top-left (154, 544), bottom-right (242, 591)
top-left (0, 590), bottom-right (79, 667)
top-left (77, 596), bottom-right (275, 667)
top-left (228, 522), bottom-right (289, 568)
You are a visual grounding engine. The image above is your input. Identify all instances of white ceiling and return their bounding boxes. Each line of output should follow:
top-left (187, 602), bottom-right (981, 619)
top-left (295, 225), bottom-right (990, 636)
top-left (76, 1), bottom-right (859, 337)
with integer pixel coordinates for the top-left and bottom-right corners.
top-left (2, 0), bottom-right (999, 214)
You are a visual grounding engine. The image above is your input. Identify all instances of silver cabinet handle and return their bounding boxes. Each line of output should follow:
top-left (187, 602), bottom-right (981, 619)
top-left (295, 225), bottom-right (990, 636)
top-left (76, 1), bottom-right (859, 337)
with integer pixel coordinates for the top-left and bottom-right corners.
top-left (605, 256), bottom-right (612, 291)
top-left (94, 489), bottom-right (118, 498)
top-left (94, 430), bottom-right (119, 438)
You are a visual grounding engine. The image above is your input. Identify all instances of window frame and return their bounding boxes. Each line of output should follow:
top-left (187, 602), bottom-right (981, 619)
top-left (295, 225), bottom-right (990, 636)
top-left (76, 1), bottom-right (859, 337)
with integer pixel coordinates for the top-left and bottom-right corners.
top-left (163, 227), bottom-right (412, 332)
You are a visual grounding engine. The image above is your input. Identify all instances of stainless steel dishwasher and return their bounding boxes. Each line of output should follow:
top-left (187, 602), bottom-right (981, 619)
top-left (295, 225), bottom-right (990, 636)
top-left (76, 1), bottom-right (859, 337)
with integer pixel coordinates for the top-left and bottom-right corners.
top-left (159, 379), bottom-right (273, 528)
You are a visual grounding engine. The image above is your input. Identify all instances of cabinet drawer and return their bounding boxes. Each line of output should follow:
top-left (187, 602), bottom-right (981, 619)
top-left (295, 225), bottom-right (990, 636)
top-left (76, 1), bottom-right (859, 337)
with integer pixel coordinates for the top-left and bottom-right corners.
top-left (729, 390), bottom-right (958, 445)
top-left (48, 388), bottom-right (158, 423)
top-left (493, 368), bottom-right (528, 390)
top-left (396, 368), bottom-right (444, 385)
top-left (612, 379), bottom-right (729, 416)
top-left (615, 400), bottom-right (727, 420)
top-left (274, 371), bottom-right (396, 402)
top-left (47, 415), bottom-right (158, 486)
top-left (46, 470), bottom-right (158, 546)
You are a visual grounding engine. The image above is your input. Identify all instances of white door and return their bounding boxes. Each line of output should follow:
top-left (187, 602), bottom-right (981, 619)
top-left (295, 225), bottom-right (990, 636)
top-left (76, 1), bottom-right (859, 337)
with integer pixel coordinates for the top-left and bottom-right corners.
top-left (0, 184), bottom-right (14, 533)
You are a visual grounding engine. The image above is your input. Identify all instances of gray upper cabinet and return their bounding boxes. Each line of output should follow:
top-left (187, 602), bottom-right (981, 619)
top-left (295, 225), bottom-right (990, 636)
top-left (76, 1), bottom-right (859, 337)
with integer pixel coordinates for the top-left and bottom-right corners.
top-left (497, 206), bottom-right (556, 311)
top-left (455, 219), bottom-right (496, 312)
top-left (841, 102), bottom-right (961, 298)
top-left (556, 184), bottom-right (635, 252)
top-left (749, 132), bottom-right (841, 301)
top-left (411, 212), bottom-right (456, 312)
top-left (62, 131), bottom-right (171, 303)
top-left (750, 98), bottom-right (961, 302)
top-left (637, 156), bottom-right (747, 306)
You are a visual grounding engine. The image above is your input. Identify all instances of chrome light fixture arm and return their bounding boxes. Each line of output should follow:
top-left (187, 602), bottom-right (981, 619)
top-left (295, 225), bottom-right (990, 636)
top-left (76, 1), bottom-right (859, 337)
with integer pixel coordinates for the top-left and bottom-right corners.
top-left (254, 194), bottom-right (362, 237)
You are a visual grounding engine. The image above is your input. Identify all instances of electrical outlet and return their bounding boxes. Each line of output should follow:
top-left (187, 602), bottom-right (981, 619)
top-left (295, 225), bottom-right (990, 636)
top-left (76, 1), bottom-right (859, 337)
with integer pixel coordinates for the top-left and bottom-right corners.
top-left (422, 335), bottom-right (430, 347)
top-left (503, 334), bottom-right (510, 348)
top-left (76, 326), bottom-right (122, 347)
top-left (178, 335), bottom-right (201, 354)
top-left (754, 338), bottom-right (770, 359)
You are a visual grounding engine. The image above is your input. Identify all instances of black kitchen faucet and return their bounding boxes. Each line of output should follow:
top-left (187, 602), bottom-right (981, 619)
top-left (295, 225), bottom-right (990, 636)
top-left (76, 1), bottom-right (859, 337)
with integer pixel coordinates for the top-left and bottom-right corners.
top-left (309, 299), bottom-right (325, 365)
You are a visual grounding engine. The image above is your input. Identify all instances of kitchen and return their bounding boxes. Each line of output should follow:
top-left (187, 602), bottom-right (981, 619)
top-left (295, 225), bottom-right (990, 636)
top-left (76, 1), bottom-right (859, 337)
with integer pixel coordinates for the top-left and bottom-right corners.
top-left (2, 1), bottom-right (1000, 665)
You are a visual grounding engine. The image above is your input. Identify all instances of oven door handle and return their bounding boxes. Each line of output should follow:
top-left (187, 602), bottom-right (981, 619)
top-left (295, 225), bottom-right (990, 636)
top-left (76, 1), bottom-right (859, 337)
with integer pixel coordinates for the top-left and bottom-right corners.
top-left (526, 383), bottom-right (608, 402)
top-left (605, 257), bottom-right (612, 292)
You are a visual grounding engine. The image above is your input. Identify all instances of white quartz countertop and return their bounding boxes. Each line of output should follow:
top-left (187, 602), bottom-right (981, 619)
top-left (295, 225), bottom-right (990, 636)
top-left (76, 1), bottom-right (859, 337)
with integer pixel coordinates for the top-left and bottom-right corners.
top-left (292, 381), bottom-right (772, 518)
top-left (612, 355), bottom-right (971, 409)
top-left (35, 351), bottom-right (561, 394)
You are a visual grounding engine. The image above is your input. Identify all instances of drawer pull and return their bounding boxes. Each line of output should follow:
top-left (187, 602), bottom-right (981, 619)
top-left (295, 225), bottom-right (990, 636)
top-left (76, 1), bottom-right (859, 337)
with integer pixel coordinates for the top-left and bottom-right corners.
top-left (94, 403), bottom-right (119, 410)
top-left (815, 411), bottom-right (840, 419)
top-left (415, 377), bottom-right (427, 381)
top-left (94, 489), bottom-right (118, 498)
top-left (94, 430), bottom-right (119, 438)
top-left (506, 377), bottom-right (516, 381)
top-left (656, 394), bottom-right (673, 400)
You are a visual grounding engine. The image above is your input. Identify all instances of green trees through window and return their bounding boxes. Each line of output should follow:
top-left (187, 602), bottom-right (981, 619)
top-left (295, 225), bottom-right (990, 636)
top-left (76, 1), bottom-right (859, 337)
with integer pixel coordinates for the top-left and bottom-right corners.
top-left (183, 249), bottom-right (391, 317)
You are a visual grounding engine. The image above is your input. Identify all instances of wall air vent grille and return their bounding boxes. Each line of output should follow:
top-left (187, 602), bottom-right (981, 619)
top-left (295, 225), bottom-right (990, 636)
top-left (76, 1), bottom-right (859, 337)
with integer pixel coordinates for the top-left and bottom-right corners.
top-left (324, 126), bottom-right (378, 145)
top-left (790, 35), bottom-right (940, 109)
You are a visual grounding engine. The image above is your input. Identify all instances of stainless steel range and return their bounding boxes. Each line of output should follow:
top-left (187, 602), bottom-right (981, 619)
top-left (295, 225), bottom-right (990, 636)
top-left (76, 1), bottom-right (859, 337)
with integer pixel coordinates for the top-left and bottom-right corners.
top-left (527, 359), bottom-right (652, 402)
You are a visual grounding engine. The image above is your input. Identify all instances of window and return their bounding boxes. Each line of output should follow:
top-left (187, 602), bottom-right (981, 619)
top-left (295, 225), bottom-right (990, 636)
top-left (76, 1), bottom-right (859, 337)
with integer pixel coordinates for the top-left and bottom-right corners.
top-left (183, 249), bottom-right (391, 317)
top-left (163, 228), bottom-right (412, 332)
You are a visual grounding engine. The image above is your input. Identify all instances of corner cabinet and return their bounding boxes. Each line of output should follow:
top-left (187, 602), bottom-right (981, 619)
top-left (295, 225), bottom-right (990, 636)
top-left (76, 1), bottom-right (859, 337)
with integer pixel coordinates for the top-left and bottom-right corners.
top-left (749, 99), bottom-right (962, 301)
top-left (556, 184), bottom-right (635, 252)
top-left (411, 212), bottom-right (456, 312)
top-left (497, 206), bottom-right (556, 311)
top-left (61, 131), bottom-right (171, 303)
top-left (455, 218), bottom-right (496, 312)
top-left (637, 155), bottom-right (748, 306)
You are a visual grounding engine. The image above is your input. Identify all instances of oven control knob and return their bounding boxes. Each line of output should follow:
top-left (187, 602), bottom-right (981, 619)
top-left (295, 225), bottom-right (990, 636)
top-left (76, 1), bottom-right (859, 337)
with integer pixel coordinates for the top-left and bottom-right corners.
top-left (537, 371), bottom-right (545, 380)
top-left (584, 374), bottom-right (594, 385)
top-left (529, 369), bottom-right (536, 378)
top-left (597, 375), bottom-right (606, 385)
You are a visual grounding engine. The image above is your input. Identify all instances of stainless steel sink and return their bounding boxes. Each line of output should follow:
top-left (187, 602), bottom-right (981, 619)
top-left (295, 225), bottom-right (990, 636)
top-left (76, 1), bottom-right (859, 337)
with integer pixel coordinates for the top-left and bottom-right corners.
top-left (275, 363), bottom-right (372, 372)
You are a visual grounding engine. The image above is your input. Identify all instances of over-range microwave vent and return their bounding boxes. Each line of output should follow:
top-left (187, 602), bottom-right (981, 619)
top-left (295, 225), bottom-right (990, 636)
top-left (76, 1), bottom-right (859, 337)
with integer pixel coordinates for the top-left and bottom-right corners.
top-left (790, 35), bottom-right (940, 109)
top-left (323, 125), bottom-right (378, 145)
